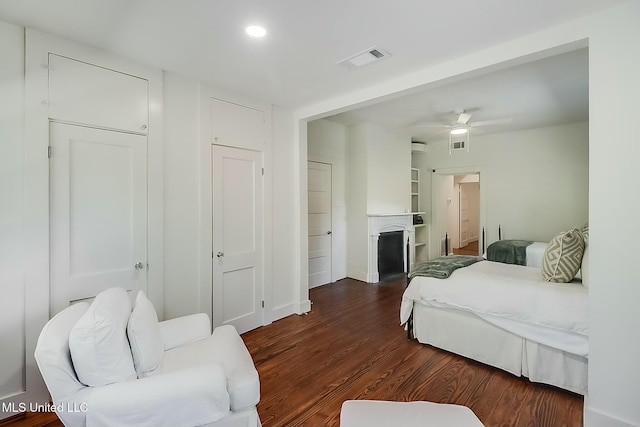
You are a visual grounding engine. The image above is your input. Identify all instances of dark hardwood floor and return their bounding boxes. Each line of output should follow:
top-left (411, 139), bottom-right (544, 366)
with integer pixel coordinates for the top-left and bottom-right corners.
top-left (5, 275), bottom-right (583, 427)
top-left (244, 276), bottom-right (583, 427)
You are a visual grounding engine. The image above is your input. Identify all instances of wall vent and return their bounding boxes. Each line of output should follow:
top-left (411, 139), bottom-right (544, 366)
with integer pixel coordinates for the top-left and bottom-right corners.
top-left (337, 46), bottom-right (391, 70)
top-left (451, 141), bottom-right (466, 150)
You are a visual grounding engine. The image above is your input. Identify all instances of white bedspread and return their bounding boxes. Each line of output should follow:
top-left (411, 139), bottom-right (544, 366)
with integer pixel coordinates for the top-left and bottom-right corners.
top-left (525, 242), bottom-right (548, 268)
top-left (400, 260), bottom-right (589, 357)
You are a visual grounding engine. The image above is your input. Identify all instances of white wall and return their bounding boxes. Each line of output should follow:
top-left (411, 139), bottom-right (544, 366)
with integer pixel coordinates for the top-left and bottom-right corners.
top-left (0, 24), bottom-right (302, 418)
top-left (0, 20), bottom-right (25, 405)
top-left (346, 124), bottom-right (369, 281)
top-left (343, 123), bottom-right (412, 281)
top-left (587, 3), bottom-right (640, 426)
top-left (414, 122), bottom-right (589, 244)
top-left (367, 125), bottom-right (411, 214)
top-left (162, 74), bottom-right (300, 325)
top-left (308, 119), bottom-right (348, 281)
top-left (163, 71), bottom-right (202, 319)
top-left (271, 105), bottom-right (299, 316)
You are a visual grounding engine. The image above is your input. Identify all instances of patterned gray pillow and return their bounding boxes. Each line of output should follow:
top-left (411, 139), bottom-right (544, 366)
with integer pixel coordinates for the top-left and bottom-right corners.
top-left (580, 223), bottom-right (589, 246)
top-left (542, 228), bottom-right (585, 283)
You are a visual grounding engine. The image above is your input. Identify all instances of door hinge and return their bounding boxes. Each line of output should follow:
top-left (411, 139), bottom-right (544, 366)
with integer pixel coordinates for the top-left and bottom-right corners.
top-left (261, 300), bottom-right (265, 308)
top-left (48, 146), bottom-right (52, 158)
top-left (261, 168), bottom-right (264, 176)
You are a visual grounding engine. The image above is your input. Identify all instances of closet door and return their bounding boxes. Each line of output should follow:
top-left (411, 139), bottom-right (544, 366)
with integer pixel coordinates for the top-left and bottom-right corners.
top-left (212, 145), bottom-right (264, 334)
top-left (49, 123), bottom-right (147, 313)
top-left (48, 54), bottom-right (149, 134)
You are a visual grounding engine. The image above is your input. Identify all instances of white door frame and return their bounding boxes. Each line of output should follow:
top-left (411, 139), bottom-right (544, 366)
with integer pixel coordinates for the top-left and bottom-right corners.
top-left (431, 167), bottom-right (486, 259)
top-left (19, 29), bottom-right (163, 411)
top-left (211, 144), bottom-right (264, 333)
top-left (198, 92), bottom-right (273, 325)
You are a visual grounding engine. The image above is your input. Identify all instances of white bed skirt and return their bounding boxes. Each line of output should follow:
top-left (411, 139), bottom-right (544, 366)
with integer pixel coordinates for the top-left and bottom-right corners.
top-left (412, 302), bottom-right (588, 395)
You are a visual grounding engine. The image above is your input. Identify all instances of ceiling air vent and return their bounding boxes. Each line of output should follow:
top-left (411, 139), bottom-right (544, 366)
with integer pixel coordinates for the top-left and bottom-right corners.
top-left (337, 46), bottom-right (391, 70)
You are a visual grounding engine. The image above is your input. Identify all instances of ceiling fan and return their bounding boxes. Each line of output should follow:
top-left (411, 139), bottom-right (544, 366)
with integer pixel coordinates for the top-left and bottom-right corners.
top-left (413, 109), bottom-right (512, 136)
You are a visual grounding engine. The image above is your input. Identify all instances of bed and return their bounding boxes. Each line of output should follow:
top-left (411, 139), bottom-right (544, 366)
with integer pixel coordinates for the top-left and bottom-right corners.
top-left (484, 239), bottom-right (548, 268)
top-left (400, 255), bottom-right (589, 395)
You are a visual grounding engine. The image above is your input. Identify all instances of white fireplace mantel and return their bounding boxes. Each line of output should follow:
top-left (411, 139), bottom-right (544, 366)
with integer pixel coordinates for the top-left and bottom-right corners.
top-left (367, 213), bottom-right (415, 283)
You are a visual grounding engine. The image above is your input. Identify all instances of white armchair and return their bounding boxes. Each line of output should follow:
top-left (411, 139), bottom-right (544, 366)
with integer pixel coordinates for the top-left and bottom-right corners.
top-left (35, 288), bottom-right (261, 427)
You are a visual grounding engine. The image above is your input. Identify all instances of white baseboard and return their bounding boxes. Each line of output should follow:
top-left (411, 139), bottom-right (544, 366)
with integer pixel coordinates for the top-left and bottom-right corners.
top-left (347, 268), bottom-right (368, 283)
top-left (584, 402), bottom-right (637, 427)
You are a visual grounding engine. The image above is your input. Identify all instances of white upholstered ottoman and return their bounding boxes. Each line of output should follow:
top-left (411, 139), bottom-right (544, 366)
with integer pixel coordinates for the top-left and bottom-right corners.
top-left (340, 400), bottom-right (484, 427)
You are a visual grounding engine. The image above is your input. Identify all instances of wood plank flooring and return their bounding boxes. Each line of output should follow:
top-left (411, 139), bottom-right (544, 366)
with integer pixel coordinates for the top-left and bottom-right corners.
top-left (453, 240), bottom-right (480, 256)
top-left (5, 275), bottom-right (583, 427)
top-left (243, 276), bottom-right (583, 427)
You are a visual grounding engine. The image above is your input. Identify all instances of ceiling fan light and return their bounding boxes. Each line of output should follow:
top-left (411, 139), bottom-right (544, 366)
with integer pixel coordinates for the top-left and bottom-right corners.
top-left (451, 127), bottom-right (468, 135)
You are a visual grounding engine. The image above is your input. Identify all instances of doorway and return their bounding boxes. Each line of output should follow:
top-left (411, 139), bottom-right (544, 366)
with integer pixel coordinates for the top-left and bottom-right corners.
top-left (455, 175), bottom-right (480, 255)
top-left (431, 169), bottom-right (484, 258)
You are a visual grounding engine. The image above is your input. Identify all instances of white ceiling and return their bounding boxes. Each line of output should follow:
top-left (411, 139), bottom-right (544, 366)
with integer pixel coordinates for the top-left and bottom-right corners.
top-left (326, 47), bottom-right (589, 141)
top-left (0, 0), bottom-right (625, 116)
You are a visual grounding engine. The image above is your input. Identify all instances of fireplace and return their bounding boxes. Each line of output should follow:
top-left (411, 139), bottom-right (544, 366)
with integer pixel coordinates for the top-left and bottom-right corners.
top-left (367, 214), bottom-right (414, 283)
top-left (378, 231), bottom-right (404, 280)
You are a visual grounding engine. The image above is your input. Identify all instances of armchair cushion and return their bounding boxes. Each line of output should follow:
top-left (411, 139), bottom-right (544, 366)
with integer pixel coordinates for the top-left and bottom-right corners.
top-left (127, 291), bottom-right (163, 377)
top-left (69, 287), bottom-right (137, 386)
top-left (158, 313), bottom-right (211, 350)
top-left (86, 364), bottom-right (230, 427)
top-left (162, 325), bottom-right (260, 412)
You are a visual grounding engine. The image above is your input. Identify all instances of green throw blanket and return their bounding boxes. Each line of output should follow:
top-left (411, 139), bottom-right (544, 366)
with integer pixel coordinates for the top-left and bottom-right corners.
top-left (486, 239), bottom-right (533, 265)
top-left (409, 255), bottom-right (485, 279)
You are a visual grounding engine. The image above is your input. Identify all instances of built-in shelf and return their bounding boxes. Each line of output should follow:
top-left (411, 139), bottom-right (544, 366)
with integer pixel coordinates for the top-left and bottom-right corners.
top-left (410, 168), bottom-right (427, 266)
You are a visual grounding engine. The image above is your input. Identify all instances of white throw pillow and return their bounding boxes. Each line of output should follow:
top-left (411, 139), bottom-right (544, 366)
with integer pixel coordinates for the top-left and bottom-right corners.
top-left (69, 288), bottom-right (136, 386)
top-left (127, 291), bottom-right (164, 377)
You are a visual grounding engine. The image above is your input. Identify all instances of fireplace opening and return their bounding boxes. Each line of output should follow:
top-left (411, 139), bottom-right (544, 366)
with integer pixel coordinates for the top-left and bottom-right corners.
top-left (377, 231), bottom-right (404, 280)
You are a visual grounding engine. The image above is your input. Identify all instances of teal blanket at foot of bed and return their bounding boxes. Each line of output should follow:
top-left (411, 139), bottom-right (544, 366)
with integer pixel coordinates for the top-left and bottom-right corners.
top-left (486, 239), bottom-right (533, 265)
top-left (409, 255), bottom-right (485, 279)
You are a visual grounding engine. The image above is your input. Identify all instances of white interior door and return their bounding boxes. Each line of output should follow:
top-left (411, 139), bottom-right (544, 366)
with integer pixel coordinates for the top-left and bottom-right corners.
top-left (459, 185), bottom-right (469, 247)
top-left (212, 145), bottom-right (263, 334)
top-left (49, 122), bottom-right (147, 314)
top-left (308, 161), bottom-right (332, 288)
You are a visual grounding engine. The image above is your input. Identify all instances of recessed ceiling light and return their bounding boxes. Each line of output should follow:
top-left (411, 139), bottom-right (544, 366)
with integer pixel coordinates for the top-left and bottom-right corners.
top-left (246, 25), bottom-right (266, 38)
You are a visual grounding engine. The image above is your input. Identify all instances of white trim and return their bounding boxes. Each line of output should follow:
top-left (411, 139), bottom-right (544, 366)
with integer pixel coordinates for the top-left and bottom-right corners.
top-left (584, 399), bottom-right (636, 427)
top-left (198, 84), bottom-right (275, 327)
top-left (296, 120), bottom-right (311, 313)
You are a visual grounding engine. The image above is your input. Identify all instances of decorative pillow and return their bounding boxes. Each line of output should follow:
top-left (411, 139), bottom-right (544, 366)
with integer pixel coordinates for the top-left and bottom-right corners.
top-left (127, 291), bottom-right (164, 377)
top-left (541, 228), bottom-right (585, 283)
top-left (581, 223), bottom-right (589, 246)
top-left (581, 245), bottom-right (590, 288)
top-left (69, 287), bottom-right (137, 386)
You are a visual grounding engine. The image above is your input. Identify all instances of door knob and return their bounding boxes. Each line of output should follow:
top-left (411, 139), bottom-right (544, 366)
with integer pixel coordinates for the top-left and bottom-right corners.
top-left (216, 251), bottom-right (224, 258)
top-left (134, 262), bottom-right (144, 270)
top-left (326, 231), bottom-right (332, 235)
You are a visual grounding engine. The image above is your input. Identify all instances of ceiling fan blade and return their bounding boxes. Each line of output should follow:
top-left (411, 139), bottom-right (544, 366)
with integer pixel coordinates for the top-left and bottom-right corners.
top-left (413, 123), bottom-right (451, 128)
top-left (457, 113), bottom-right (472, 125)
top-left (470, 118), bottom-right (512, 127)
